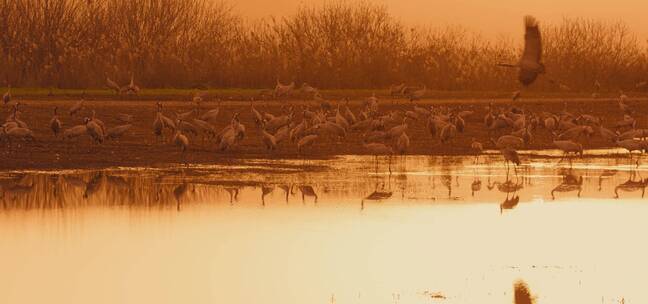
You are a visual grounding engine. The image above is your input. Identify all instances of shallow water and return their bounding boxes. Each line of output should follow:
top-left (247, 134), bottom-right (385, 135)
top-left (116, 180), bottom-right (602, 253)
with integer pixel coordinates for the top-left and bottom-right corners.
top-left (0, 155), bottom-right (646, 304)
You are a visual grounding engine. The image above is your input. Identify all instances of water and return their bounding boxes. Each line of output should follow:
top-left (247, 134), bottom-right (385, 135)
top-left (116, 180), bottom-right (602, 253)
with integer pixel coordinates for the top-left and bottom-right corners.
top-left (0, 155), bottom-right (646, 304)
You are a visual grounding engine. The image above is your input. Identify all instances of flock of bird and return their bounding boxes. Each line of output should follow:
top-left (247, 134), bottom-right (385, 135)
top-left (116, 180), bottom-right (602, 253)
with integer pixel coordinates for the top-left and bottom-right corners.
top-left (1, 15), bottom-right (648, 170)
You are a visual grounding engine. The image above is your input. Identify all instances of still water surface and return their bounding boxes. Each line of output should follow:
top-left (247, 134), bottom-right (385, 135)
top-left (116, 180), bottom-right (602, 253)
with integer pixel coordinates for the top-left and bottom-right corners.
top-left (0, 155), bottom-right (646, 304)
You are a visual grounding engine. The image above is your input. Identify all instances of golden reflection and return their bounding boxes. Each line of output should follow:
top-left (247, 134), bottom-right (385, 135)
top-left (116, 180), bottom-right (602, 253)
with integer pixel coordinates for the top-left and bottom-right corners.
top-left (1, 155), bottom-right (647, 304)
top-left (2, 155), bottom-right (648, 212)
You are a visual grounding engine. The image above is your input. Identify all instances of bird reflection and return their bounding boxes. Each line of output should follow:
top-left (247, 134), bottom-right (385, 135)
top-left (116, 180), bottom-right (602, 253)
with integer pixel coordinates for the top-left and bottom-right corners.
top-left (361, 182), bottom-right (392, 210)
top-left (513, 280), bottom-right (535, 304)
top-left (173, 183), bottom-right (191, 211)
top-left (83, 172), bottom-right (104, 199)
top-left (488, 179), bottom-right (523, 193)
top-left (551, 169), bottom-right (583, 200)
top-left (261, 186), bottom-right (273, 206)
top-left (500, 193), bottom-right (520, 213)
top-left (106, 175), bottom-right (129, 188)
top-left (224, 187), bottom-right (240, 204)
top-left (294, 185), bottom-right (318, 204)
top-left (278, 184), bottom-right (291, 203)
top-left (614, 171), bottom-right (648, 199)
top-left (598, 169), bottom-right (618, 191)
top-left (441, 174), bottom-right (453, 198)
top-left (0, 178), bottom-right (34, 204)
top-left (64, 175), bottom-right (87, 188)
top-left (471, 178), bottom-right (482, 197)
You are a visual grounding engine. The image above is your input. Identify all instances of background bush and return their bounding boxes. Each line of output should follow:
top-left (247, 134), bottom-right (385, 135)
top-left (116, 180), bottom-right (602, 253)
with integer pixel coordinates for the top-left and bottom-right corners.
top-left (1, 0), bottom-right (647, 92)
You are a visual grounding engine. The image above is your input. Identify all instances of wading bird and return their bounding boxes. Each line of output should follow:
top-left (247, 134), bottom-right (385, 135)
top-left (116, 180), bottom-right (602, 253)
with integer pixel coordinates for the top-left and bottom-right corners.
top-left (69, 99), bottom-right (84, 116)
top-left (50, 107), bottom-right (61, 137)
top-left (106, 77), bottom-right (121, 94)
top-left (500, 147), bottom-right (521, 175)
top-left (2, 84), bottom-right (11, 105)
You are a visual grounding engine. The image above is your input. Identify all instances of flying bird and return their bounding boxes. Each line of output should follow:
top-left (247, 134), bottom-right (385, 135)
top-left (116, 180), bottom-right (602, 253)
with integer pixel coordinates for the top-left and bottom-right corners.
top-left (498, 16), bottom-right (545, 87)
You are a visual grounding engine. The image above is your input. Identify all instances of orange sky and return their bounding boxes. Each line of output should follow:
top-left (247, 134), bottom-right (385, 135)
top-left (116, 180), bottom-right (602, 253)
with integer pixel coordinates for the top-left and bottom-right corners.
top-left (231, 0), bottom-right (648, 39)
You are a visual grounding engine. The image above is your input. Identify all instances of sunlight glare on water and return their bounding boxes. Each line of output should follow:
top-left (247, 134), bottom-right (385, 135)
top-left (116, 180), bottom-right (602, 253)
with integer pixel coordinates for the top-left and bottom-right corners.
top-left (0, 155), bottom-right (646, 304)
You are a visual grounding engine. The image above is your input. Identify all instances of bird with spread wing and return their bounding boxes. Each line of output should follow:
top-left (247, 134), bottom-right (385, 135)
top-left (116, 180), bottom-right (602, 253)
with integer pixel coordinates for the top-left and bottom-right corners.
top-left (498, 16), bottom-right (547, 97)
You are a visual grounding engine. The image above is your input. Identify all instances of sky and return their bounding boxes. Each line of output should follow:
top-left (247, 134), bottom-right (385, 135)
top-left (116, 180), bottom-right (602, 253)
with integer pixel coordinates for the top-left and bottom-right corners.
top-left (230, 0), bottom-right (648, 39)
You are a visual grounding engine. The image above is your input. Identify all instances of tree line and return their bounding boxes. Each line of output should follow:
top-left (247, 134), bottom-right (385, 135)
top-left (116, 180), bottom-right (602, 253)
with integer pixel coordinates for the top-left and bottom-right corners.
top-left (1, 0), bottom-right (646, 92)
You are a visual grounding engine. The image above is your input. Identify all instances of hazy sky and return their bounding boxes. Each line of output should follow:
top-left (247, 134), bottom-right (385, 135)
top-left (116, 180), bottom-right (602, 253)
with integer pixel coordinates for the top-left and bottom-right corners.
top-left (231, 0), bottom-right (648, 39)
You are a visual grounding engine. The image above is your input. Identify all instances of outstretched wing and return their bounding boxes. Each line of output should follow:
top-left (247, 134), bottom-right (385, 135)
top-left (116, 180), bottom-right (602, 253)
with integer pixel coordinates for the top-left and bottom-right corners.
top-left (520, 15), bottom-right (542, 66)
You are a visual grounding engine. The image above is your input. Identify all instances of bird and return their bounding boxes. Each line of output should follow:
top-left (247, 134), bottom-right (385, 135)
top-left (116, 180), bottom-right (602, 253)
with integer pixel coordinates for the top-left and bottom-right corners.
top-left (553, 140), bottom-right (583, 164)
top-left (2, 84), bottom-right (11, 105)
top-left (116, 113), bottom-right (134, 123)
top-left (199, 103), bottom-right (220, 123)
top-left (85, 117), bottom-right (105, 144)
top-left (273, 80), bottom-right (295, 98)
top-left (69, 99), bottom-right (84, 116)
top-left (300, 83), bottom-right (318, 96)
top-left (408, 85), bottom-right (427, 101)
top-left (3, 126), bottom-right (35, 145)
top-left (500, 147), bottom-right (521, 174)
top-left (261, 128), bottom-right (277, 151)
top-left (106, 124), bottom-right (132, 141)
top-left (471, 138), bottom-right (483, 164)
top-left (439, 123), bottom-right (457, 143)
top-left (498, 16), bottom-right (545, 87)
top-left (176, 107), bottom-right (195, 121)
top-left (616, 139), bottom-right (647, 167)
top-left (49, 107), bottom-right (61, 137)
top-left (492, 135), bottom-right (524, 149)
top-left (513, 280), bottom-right (535, 304)
top-left (297, 134), bottom-right (318, 154)
top-left (106, 77), bottom-right (121, 94)
top-left (192, 91), bottom-right (207, 102)
top-left (342, 98), bottom-right (357, 125)
top-left (62, 124), bottom-right (88, 141)
top-left (120, 74), bottom-right (140, 95)
top-left (395, 132), bottom-right (410, 155)
top-left (172, 122), bottom-right (189, 153)
top-left (191, 118), bottom-right (215, 142)
top-left (389, 83), bottom-right (406, 96)
top-left (90, 110), bottom-right (106, 134)
top-left (153, 109), bottom-right (165, 142)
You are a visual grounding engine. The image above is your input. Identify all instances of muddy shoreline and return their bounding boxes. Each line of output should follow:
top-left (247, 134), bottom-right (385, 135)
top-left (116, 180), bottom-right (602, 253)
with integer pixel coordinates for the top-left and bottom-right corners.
top-left (0, 97), bottom-right (644, 170)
